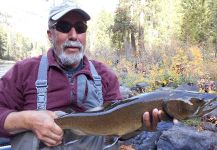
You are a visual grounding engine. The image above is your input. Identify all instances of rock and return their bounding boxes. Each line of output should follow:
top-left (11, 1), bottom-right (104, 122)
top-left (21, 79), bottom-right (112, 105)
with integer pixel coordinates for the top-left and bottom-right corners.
top-left (201, 109), bottom-right (217, 132)
top-left (130, 82), bottom-right (149, 95)
top-left (175, 83), bottom-right (199, 91)
top-left (120, 85), bottom-right (132, 99)
top-left (123, 122), bottom-right (174, 150)
top-left (201, 122), bottom-right (217, 132)
top-left (206, 109), bottom-right (217, 117)
top-left (157, 124), bottom-right (217, 150)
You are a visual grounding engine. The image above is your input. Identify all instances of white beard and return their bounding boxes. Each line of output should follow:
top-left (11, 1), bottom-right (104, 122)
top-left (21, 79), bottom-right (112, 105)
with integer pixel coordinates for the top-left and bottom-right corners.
top-left (59, 50), bottom-right (84, 66)
top-left (54, 40), bottom-right (84, 66)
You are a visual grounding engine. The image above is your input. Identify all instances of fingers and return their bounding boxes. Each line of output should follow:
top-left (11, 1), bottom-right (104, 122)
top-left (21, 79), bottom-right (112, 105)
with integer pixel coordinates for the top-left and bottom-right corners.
top-left (143, 112), bottom-right (152, 130)
top-left (30, 111), bottom-right (63, 147)
top-left (143, 109), bottom-right (178, 132)
top-left (159, 110), bottom-right (178, 124)
top-left (35, 124), bottom-right (63, 147)
top-left (173, 118), bottom-right (179, 124)
top-left (51, 123), bottom-right (63, 136)
top-left (143, 108), bottom-right (160, 131)
top-left (152, 108), bottom-right (160, 129)
top-left (41, 133), bottom-right (62, 147)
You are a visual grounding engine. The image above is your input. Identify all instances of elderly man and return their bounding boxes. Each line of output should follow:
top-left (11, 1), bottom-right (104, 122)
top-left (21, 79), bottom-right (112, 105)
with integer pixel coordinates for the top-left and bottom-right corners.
top-left (0, 1), bottom-right (163, 150)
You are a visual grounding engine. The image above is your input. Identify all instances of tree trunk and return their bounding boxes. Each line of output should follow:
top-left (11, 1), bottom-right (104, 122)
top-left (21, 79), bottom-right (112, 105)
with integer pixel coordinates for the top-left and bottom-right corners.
top-left (215, 38), bottom-right (217, 57)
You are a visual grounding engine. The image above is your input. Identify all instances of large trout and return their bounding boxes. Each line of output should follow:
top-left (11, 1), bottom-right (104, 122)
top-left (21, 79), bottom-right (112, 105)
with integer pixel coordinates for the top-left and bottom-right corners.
top-left (55, 89), bottom-right (217, 137)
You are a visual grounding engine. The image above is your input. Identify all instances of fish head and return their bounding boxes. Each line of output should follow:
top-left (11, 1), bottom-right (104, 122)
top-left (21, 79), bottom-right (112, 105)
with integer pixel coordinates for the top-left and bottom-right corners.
top-left (164, 92), bottom-right (217, 120)
top-left (195, 93), bottom-right (217, 117)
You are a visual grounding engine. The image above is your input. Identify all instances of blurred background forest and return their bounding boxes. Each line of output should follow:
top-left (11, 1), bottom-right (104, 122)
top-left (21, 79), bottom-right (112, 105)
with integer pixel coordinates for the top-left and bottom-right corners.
top-left (0, 0), bottom-right (217, 91)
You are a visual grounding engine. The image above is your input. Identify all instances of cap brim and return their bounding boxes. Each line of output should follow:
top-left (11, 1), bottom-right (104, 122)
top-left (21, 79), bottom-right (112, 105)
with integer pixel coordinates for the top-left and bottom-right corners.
top-left (51, 8), bottom-right (90, 21)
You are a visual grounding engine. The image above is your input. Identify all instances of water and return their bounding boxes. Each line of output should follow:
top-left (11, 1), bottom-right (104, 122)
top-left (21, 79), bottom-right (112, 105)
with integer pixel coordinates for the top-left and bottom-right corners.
top-left (0, 62), bottom-right (15, 78)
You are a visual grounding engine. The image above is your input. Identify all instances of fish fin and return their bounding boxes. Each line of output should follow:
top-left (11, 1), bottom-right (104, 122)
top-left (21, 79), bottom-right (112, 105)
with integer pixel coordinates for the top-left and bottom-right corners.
top-left (63, 129), bottom-right (84, 145)
top-left (69, 128), bottom-right (87, 136)
top-left (85, 106), bottom-right (104, 112)
top-left (54, 111), bottom-right (69, 117)
top-left (39, 129), bottom-right (84, 149)
top-left (103, 136), bottom-right (119, 150)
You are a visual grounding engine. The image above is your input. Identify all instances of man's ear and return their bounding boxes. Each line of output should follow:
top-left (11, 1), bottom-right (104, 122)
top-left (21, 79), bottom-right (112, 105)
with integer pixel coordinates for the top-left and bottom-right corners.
top-left (47, 29), bottom-right (52, 42)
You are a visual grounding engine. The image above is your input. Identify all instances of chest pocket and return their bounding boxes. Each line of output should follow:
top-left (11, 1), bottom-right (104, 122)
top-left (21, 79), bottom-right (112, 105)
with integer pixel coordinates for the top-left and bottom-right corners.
top-left (77, 72), bottom-right (103, 110)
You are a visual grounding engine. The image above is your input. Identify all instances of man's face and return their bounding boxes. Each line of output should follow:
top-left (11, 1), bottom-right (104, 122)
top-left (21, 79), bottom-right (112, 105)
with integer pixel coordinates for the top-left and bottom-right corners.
top-left (48, 12), bottom-right (87, 67)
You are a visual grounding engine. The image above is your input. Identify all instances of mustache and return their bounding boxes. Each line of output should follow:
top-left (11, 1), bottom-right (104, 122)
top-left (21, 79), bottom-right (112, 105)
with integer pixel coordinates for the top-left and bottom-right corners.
top-left (62, 41), bottom-right (83, 50)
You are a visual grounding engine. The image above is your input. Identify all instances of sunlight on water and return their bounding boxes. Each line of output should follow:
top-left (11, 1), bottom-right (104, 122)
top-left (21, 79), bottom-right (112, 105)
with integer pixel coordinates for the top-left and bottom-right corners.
top-left (0, 63), bottom-right (14, 78)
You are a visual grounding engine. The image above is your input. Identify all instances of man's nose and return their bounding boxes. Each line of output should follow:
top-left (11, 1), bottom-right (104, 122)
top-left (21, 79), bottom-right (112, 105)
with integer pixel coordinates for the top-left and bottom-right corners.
top-left (68, 27), bottom-right (78, 41)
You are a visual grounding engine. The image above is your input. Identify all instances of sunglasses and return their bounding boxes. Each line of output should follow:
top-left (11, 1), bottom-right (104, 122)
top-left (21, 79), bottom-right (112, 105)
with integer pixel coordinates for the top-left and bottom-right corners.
top-left (52, 21), bottom-right (87, 34)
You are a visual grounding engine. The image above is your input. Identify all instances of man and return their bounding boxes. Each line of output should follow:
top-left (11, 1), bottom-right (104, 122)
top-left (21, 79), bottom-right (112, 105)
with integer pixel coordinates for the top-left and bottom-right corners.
top-left (0, 1), bottom-right (163, 149)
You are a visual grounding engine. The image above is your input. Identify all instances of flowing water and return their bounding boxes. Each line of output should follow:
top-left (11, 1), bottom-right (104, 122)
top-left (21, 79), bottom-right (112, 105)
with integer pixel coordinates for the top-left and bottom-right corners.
top-left (0, 62), bottom-right (15, 78)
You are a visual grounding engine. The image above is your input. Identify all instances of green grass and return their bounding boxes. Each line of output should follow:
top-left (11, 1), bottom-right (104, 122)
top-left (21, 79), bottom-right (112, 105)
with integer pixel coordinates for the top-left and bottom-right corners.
top-left (181, 117), bottom-right (202, 126)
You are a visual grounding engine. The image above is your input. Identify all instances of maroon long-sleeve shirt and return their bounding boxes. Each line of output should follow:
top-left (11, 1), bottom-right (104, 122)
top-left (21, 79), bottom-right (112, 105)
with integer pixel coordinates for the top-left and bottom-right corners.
top-left (0, 49), bottom-right (122, 137)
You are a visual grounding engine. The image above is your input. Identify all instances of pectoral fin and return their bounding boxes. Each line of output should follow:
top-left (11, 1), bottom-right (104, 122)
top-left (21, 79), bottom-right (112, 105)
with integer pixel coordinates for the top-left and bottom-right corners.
top-left (103, 136), bottom-right (120, 149)
top-left (63, 129), bottom-right (84, 144)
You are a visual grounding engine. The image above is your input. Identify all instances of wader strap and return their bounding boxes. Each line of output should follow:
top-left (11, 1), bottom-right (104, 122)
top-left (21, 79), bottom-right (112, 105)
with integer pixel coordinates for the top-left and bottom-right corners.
top-left (77, 61), bottom-right (103, 107)
top-left (35, 55), bottom-right (48, 110)
top-left (88, 61), bottom-right (103, 102)
top-left (77, 75), bottom-right (87, 103)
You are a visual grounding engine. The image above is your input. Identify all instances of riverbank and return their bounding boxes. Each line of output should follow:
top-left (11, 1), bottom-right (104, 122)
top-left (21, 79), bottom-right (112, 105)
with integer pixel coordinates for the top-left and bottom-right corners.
top-left (0, 61), bottom-right (15, 78)
top-left (0, 59), bottom-right (15, 64)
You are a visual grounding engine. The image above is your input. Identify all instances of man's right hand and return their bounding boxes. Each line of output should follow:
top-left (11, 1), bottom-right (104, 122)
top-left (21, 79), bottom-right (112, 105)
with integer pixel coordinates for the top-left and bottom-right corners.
top-left (4, 110), bottom-right (63, 147)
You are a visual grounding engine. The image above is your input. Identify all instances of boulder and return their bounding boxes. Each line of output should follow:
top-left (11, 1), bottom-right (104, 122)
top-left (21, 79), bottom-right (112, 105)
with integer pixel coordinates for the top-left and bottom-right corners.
top-left (123, 122), bottom-right (174, 150)
top-left (157, 124), bottom-right (217, 150)
top-left (120, 85), bottom-right (132, 99)
top-left (175, 83), bottom-right (199, 91)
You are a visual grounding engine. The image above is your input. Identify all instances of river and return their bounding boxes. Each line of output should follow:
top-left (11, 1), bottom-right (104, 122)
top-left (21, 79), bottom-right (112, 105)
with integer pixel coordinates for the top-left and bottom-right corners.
top-left (0, 62), bottom-right (15, 78)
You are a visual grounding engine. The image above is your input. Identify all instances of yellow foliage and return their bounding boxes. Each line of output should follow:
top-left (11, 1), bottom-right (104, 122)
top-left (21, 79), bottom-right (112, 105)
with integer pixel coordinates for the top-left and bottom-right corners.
top-left (114, 58), bottom-right (144, 87)
top-left (144, 46), bottom-right (206, 90)
top-left (94, 46), bottom-right (208, 91)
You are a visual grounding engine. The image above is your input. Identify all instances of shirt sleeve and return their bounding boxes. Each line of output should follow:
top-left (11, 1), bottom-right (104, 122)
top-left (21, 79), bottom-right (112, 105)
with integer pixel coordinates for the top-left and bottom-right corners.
top-left (95, 62), bottom-right (122, 101)
top-left (102, 71), bottom-right (123, 101)
top-left (0, 63), bottom-right (24, 137)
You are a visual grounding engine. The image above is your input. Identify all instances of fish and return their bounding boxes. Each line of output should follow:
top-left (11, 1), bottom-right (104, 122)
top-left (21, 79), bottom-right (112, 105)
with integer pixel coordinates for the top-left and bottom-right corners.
top-left (54, 89), bottom-right (217, 137)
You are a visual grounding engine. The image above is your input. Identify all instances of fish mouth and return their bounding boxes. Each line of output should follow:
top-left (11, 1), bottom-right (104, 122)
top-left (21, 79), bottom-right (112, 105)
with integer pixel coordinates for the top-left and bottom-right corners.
top-left (194, 98), bottom-right (217, 117)
top-left (163, 98), bottom-right (216, 120)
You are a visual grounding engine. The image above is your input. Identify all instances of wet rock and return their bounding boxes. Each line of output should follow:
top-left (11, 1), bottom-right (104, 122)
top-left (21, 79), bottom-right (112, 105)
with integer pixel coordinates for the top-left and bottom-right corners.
top-left (175, 83), bottom-right (199, 91)
top-left (123, 122), bottom-right (174, 150)
top-left (201, 109), bottom-right (217, 132)
top-left (157, 124), bottom-right (217, 150)
top-left (130, 82), bottom-right (149, 95)
top-left (120, 85), bottom-right (132, 99)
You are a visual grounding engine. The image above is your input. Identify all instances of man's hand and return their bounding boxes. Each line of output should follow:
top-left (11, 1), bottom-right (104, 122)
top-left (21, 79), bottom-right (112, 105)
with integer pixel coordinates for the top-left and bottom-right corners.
top-left (142, 108), bottom-right (163, 131)
top-left (4, 110), bottom-right (63, 147)
top-left (26, 110), bottom-right (63, 147)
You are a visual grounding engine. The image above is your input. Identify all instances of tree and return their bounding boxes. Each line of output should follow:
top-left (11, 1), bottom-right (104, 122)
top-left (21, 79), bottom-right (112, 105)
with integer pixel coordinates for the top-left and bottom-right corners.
top-left (111, 0), bottom-right (136, 59)
top-left (0, 12), bottom-right (11, 59)
top-left (180, 0), bottom-right (210, 45)
top-left (111, 0), bottom-right (182, 68)
top-left (0, 26), bottom-right (7, 58)
top-left (86, 10), bottom-right (115, 65)
top-left (206, 0), bottom-right (217, 56)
